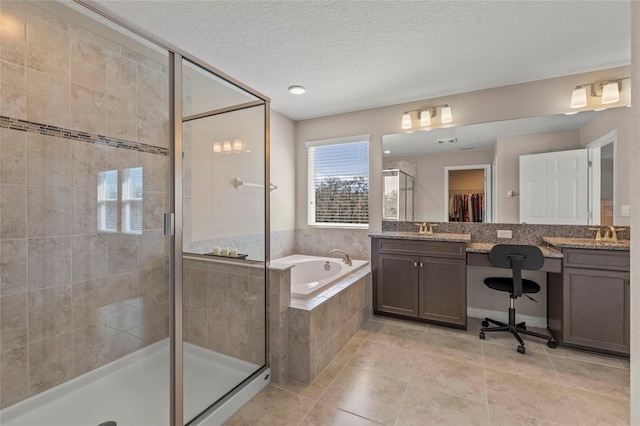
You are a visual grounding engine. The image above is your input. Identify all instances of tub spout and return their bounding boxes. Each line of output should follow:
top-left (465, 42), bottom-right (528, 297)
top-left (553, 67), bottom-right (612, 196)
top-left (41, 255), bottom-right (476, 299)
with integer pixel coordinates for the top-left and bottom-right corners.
top-left (329, 249), bottom-right (352, 266)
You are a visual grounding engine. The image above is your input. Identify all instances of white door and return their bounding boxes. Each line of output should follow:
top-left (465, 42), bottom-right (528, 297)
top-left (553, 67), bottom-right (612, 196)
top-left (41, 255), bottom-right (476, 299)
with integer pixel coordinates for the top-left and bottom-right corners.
top-left (519, 149), bottom-right (589, 224)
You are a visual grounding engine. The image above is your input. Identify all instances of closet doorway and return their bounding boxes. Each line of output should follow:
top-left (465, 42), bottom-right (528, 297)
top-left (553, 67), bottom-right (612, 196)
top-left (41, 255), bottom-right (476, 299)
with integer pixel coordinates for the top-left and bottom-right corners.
top-left (444, 165), bottom-right (492, 222)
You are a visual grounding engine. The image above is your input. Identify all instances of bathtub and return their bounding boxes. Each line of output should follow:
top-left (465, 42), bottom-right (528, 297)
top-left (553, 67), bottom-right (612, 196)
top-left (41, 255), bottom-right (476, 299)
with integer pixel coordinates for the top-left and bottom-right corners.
top-left (272, 254), bottom-right (369, 299)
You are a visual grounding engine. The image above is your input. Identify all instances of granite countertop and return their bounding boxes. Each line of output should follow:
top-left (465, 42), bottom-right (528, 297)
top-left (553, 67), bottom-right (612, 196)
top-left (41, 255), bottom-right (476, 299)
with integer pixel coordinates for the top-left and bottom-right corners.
top-left (542, 237), bottom-right (630, 251)
top-left (369, 231), bottom-right (471, 243)
top-left (466, 243), bottom-right (563, 258)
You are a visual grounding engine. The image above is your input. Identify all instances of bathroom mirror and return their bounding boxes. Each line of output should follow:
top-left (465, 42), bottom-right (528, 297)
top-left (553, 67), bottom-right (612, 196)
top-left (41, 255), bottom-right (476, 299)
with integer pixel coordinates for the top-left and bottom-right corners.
top-left (382, 106), bottom-right (630, 225)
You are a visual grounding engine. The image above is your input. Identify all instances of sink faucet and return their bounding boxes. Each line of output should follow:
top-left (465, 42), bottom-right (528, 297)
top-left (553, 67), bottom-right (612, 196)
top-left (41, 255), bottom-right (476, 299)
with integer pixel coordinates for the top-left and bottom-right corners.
top-left (329, 249), bottom-right (352, 266)
top-left (427, 224), bottom-right (437, 234)
top-left (604, 226), bottom-right (624, 242)
top-left (588, 227), bottom-right (604, 241)
top-left (415, 222), bottom-right (427, 234)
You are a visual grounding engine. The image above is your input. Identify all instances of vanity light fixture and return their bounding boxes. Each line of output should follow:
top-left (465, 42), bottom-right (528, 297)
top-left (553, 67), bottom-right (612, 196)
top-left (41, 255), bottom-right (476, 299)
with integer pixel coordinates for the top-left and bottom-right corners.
top-left (223, 140), bottom-right (232, 152)
top-left (570, 86), bottom-right (588, 109)
top-left (384, 150), bottom-right (391, 154)
top-left (401, 112), bottom-right (412, 129)
top-left (401, 104), bottom-right (453, 130)
top-left (601, 82), bottom-right (620, 104)
top-left (440, 106), bottom-right (453, 123)
top-left (568, 77), bottom-right (628, 110)
top-left (233, 139), bottom-right (243, 151)
top-left (213, 142), bottom-right (221, 152)
top-left (288, 85), bottom-right (306, 95)
top-left (419, 109), bottom-right (432, 126)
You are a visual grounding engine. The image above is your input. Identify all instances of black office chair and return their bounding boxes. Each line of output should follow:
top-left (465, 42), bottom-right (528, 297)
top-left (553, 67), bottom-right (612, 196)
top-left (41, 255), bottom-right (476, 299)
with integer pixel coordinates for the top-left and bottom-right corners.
top-left (478, 244), bottom-right (557, 354)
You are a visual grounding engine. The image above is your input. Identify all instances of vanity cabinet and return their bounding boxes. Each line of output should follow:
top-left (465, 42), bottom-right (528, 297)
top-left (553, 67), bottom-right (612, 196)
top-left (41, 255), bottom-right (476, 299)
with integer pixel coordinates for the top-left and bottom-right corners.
top-left (372, 238), bottom-right (467, 327)
top-left (548, 248), bottom-right (630, 356)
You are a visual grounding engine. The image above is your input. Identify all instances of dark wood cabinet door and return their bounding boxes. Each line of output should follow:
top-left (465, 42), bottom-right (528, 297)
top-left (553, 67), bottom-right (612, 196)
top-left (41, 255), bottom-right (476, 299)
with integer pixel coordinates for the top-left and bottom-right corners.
top-left (418, 256), bottom-right (467, 326)
top-left (563, 267), bottom-right (630, 355)
top-left (376, 254), bottom-right (419, 317)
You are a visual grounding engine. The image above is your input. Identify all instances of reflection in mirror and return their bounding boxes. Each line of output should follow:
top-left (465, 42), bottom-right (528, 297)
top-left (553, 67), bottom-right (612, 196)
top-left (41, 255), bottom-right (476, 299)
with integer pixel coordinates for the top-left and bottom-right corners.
top-left (382, 169), bottom-right (415, 221)
top-left (382, 107), bottom-right (628, 225)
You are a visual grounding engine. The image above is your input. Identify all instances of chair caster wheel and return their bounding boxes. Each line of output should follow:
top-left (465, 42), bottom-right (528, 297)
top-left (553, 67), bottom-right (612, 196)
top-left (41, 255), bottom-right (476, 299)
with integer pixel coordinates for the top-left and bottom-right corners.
top-left (479, 332), bottom-right (485, 340)
top-left (481, 320), bottom-right (489, 327)
top-left (547, 340), bottom-right (558, 349)
top-left (517, 345), bottom-right (525, 354)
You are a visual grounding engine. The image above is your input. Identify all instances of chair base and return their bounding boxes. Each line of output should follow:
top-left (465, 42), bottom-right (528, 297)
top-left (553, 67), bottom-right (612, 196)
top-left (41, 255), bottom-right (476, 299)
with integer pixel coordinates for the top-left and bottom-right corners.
top-left (479, 308), bottom-right (557, 354)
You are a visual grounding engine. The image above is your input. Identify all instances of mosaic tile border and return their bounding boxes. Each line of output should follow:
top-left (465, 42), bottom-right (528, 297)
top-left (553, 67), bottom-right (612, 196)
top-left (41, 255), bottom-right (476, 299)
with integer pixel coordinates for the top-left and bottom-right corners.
top-left (0, 115), bottom-right (169, 156)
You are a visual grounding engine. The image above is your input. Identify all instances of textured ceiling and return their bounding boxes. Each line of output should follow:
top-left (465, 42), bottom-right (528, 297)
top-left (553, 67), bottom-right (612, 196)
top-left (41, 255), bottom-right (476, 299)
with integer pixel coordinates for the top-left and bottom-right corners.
top-left (98, 1), bottom-right (630, 121)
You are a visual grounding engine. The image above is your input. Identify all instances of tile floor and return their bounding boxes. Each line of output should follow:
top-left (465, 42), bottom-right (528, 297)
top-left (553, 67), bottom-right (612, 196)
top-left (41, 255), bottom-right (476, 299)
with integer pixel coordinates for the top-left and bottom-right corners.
top-left (226, 315), bottom-right (630, 425)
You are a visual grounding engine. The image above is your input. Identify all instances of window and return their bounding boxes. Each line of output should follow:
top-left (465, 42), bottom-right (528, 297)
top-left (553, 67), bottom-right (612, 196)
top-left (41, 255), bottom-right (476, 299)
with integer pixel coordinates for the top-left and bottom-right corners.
top-left (97, 167), bottom-right (143, 234)
top-left (307, 135), bottom-right (369, 227)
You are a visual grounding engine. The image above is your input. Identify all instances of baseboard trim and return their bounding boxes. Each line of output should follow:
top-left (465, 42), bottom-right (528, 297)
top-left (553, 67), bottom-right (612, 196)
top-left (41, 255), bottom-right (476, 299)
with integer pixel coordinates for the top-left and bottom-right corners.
top-left (467, 307), bottom-right (547, 329)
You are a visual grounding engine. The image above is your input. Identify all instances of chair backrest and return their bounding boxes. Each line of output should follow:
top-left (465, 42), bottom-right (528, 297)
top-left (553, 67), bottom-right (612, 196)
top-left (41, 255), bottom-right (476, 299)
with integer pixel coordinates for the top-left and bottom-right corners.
top-left (488, 244), bottom-right (544, 270)
top-left (488, 244), bottom-right (544, 297)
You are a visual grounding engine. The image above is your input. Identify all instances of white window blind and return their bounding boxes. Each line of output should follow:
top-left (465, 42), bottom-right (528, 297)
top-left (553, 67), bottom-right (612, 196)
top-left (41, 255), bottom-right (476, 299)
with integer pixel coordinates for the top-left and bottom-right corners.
top-left (97, 167), bottom-right (144, 235)
top-left (98, 170), bottom-right (118, 233)
top-left (307, 138), bottom-right (369, 226)
top-left (122, 167), bottom-right (143, 235)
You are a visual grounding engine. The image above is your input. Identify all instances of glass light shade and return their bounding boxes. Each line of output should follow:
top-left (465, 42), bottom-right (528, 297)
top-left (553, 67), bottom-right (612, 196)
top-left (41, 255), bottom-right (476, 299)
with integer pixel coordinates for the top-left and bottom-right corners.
top-left (419, 110), bottom-right (431, 126)
top-left (223, 140), bottom-right (231, 152)
top-left (401, 112), bottom-right (412, 129)
top-left (601, 82), bottom-right (619, 104)
top-left (570, 86), bottom-right (587, 109)
top-left (213, 142), bottom-right (221, 152)
top-left (288, 85), bottom-right (306, 95)
top-left (233, 139), bottom-right (242, 151)
top-left (440, 106), bottom-right (453, 123)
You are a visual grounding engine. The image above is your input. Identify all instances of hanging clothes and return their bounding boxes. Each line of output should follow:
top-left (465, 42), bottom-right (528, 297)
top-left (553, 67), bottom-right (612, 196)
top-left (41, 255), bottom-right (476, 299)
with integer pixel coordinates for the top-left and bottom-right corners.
top-left (449, 192), bottom-right (484, 222)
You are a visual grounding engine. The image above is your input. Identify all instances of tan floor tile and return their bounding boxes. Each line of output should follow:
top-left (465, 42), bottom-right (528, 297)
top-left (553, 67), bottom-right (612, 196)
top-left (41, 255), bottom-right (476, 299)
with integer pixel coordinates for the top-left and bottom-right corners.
top-left (375, 315), bottom-right (430, 331)
top-left (299, 402), bottom-right (383, 425)
top-left (568, 387), bottom-right (630, 426)
top-left (428, 317), bottom-right (484, 340)
top-left (550, 355), bottom-right (629, 400)
top-left (396, 385), bottom-right (489, 426)
top-left (318, 365), bottom-right (407, 425)
top-left (225, 386), bottom-right (314, 426)
top-left (411, 352), bottom-right (487, 404)
top-left (333, 336), bottom-right (365, 365)
top-left (366, 321), bottom-right (430, 349)
top-left (485, 369), bottom-right (582, 425)
top-left (418, 331), bottom-right (484, 367)
top-left (482, 342), bottom-right (561, 384)
top-left (348, 340), bottom-right (417, 382)
top-left (544, 345), bottom-right (626, 368)
top-left (275, 360), bottom-right (345, 400)
top-left (488, 405), bottom-right (561, 426)
top-left (618, 357), bottom-right (630, 370)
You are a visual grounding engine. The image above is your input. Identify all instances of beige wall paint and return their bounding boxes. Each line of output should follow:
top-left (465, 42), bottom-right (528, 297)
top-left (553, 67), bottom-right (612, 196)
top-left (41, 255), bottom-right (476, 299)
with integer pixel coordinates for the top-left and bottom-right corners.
top-left (495, 130), bottom-right (580, 223)
top-left (270, 111), bottom-right (296, 232)
top-left (579, 106), bottom-right (632, 226)
top-left (630, 4), bottom-right (639, 424)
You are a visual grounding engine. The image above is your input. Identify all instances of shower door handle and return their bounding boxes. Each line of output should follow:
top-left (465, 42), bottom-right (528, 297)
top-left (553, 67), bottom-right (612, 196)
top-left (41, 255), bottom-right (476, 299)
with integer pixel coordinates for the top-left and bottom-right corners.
top-left (164, 213), bottom-right (175, 236)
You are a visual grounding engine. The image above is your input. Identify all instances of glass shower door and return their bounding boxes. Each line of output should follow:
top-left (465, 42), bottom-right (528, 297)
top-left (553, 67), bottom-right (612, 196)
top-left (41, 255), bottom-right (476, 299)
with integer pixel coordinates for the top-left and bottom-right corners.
top-left (179, 59), bottom-right (267, 424)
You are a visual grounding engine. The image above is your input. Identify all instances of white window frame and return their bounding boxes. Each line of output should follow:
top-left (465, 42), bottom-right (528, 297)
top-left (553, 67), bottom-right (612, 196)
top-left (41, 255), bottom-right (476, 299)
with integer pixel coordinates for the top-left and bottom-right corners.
top-left (306, 134), bottom-right (370, 228)
top-left (97, 167), bottom-right (143, 235)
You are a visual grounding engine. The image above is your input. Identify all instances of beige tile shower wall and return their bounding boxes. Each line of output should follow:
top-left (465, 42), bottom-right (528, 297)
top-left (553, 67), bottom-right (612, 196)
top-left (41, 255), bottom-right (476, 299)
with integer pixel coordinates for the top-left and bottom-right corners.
top-left (0, 1), bottom-right (169, 409)
top-left (287, 273), bottom-right (372, 384)
top-left (182, 258), bottom-right (266, 366)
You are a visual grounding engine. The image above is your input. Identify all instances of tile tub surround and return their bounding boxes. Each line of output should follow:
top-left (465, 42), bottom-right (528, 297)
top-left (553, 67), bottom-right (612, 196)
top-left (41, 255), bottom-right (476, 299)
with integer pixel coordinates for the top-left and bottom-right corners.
top-left (0, 0), bottom-right (170, 409)
top-left (268, 267), bottom-right (293, 384)
top-left (182, 256), bottom-right (266, 366)
top-left (383, 221), bottom-right (631, 245)
top-left (287, 267), bottom-right (372, 384)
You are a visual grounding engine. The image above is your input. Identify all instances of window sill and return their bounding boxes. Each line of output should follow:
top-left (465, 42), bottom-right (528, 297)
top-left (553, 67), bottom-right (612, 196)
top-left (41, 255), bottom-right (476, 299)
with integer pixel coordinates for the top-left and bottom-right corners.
top-left (308, 223), bottom-right (369, 230)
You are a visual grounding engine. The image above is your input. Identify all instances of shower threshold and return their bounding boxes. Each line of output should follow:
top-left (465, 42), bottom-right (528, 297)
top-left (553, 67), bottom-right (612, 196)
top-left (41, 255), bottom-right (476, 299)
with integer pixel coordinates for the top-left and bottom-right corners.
top-left (0, 340), bottom-right (259, 426)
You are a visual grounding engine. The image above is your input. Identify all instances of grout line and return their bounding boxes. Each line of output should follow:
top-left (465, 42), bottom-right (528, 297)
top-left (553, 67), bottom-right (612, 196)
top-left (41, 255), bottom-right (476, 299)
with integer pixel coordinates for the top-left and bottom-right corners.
top-left (391, 343), bottom-right (419, 426)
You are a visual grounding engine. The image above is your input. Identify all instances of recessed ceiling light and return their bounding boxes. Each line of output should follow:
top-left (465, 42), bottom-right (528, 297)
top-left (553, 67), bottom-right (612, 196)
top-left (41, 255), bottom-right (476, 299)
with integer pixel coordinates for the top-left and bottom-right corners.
top-left (288, 85), bottom-right (306, 95)
top-left (384, 150), bottom-right (391, 154)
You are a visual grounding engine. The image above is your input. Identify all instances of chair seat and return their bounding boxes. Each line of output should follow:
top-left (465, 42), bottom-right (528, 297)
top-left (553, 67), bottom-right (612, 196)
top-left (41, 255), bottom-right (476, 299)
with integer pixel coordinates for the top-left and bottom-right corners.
top-left (483, 277), bottom-right (541, 294)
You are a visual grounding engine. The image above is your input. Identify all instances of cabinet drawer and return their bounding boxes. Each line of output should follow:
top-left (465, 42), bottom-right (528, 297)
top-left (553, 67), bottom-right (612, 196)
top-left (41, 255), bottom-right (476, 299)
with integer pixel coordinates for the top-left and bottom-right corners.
top-left (562, 248), bottom-right (629, 272)
top-left (377, 239), bottom-right (466, 259)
